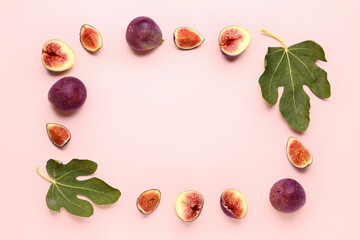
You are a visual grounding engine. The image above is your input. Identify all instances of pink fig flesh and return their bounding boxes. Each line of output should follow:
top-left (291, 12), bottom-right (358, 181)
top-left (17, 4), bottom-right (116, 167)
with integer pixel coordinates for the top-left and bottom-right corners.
top-left (219, 26), bottom-right (251, 57)
top-left (46, 123), bottom-right (71, 147)
top-left (174, 27), bottom-right (204, 50)
top-left (41, 39), bottom-right (75, 71)
top-left (137, 189), bottom-right (161, 215)
top-left (80, 24), bottom-right (103, 52)
top-left (287, 137), bottom-right (313, 168)
top-left (220, 189), bottom-right (248, 219)
top-left (175, 190), bottom-right (204, 222)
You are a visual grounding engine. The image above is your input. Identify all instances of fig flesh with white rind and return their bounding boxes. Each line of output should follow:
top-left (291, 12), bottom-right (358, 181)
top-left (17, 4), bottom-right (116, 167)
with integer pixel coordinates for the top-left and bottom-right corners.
top-left (173, 27), bottom-right (204, 50)
top-left (126, 16), bottom-right (163, 52)
top-left (46, 123), bottom-right (71, 147)
top-left (137, 189), bottom-right (161, 215)
top-left (219, 26), bottom-right (251, 57)
top-left (220, 189), bottom-right (248, 219)
top-left (175, 190), bottom-right (204, 222)
top-left (269, 178), bottom-right (306, 213)
top-left (41, 39), bottom-right (75, 72)
top-left (287, 137), bottom-right (313, 168)
top-left (80, 24), bottom-right (103, 52)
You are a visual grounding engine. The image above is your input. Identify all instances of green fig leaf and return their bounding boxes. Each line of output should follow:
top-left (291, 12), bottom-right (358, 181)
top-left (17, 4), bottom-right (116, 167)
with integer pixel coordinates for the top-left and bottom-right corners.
top-left (259, 29), bottom-right (331, 131)
top-left (37, 159), bottom-right (121, 217)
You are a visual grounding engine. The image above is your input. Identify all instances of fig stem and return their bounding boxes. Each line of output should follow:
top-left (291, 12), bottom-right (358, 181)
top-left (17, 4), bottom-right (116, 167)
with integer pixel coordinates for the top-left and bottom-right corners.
top-left (261, 29), bottom-right (288, 50)
top-left (36, 167), bottom-right (55, 183)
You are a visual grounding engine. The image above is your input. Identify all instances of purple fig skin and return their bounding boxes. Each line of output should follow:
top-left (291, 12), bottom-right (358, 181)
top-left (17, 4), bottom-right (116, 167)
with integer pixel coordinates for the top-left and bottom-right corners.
top-left (126, 16), bottom-right (163, 52)
top-left (269, 178), bottom-right (306, 213)
top-left (48, 77), bottom-right (87, 111)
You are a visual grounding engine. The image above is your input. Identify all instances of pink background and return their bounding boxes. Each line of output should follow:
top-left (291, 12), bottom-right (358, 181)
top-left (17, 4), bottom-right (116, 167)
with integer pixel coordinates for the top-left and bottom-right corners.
top-left (1, 0), bottom-right (359, 239)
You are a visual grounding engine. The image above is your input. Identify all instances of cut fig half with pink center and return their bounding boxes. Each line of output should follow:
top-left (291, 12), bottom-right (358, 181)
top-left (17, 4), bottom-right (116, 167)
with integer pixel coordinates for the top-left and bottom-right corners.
top-left (137, 189), bottom-right (161, 215)
top-left (174, 27), bottom-right (204, 50)
top-left (175, 190), bottom-right (204, 222)
top-left (219, 26), bottom-right (251, 57)
top-left (287, 137), bottom-right (313, 168)
top-left (41, 39), bottom-right (75, 72)
top-left (80, 24), bottom-right (103, 52)
top-left (220, 189), bottom-right (248, 219)
top-left (46, 123), bottom-right (71, 148)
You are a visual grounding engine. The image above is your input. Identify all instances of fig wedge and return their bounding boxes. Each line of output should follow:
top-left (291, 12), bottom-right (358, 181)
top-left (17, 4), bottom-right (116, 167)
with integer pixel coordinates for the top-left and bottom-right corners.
top-left (220, 189), bottom-right (248, 219)
top-left (219, 26), bottom-right (251, 57)
top-left (287, 137), bottom-right (313, 168)
top-left (80, 24), bottom-right (103, 52)
top-left (46, 123), bottom-right (71, 147)
top-left (137, 189), bottom-right (161, 215)
top-left (173, 27), bottom-right (204, 50)
top-left (41, 39), bottom-right (75, 71)
top-left (175, 190), bottom-right (204, 222)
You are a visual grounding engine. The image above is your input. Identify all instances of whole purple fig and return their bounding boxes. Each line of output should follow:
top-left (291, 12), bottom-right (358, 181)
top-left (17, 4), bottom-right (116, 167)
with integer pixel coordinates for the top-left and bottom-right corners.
top-left (126, 16), bottom-right (163, 52)
top-left (48, 76), bottom-right (87, 111)
top-left (269, 178), bottom-right (306, 213)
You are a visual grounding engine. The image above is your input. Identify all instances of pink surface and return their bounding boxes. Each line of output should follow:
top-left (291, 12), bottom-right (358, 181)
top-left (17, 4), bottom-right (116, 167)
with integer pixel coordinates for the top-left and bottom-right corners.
top-left (1, 0), bottom-right (359, 239)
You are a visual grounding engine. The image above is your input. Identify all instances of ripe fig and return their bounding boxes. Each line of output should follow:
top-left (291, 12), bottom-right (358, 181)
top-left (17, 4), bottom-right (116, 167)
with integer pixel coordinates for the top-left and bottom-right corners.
top-left (48, 76), bottom-right (87, 112)
top-left (80, 24), bottom-right (103, 52)
top-left (126, 16), bottom-right (163, 52)
top-left (46, 123), bottom-right (71, 147)
top-left (269, 178), bottom-right (306, 213)
top-left (175, 190), bottom-right (204, 222)
top-left (173, 27), bottom-right (204, 50)
top-left (219, 26), bottom-right (251, 57)
top-left (41, 39), bottom-right (76, 71)
top-left (287, 137), bottom-right (313, 168)
top-left (137, 189), bottom-right (161, 215)
top-left (220, 189), bottom-right (248, 219)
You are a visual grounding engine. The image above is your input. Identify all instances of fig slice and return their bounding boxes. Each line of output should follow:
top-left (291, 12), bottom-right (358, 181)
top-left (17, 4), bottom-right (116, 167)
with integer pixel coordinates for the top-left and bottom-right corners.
top-left (286, 137), bottom-right (313, 168)
top-left (175, 190), bottom-right (204, 222)
top-left (219, 26), bottom-right (251, 57)
top-left (41, 39), bottom-right (76, 72)
top-left (220, 189), bottom-right (248, 219)
top-left (173, 27), bottom-right (204, 50)
top-left (46, 123), bottom-right (71, 147)
top-left (137, 189), bottom-right (161, 215)
top-left (80, 24), bottom-right (103, 52)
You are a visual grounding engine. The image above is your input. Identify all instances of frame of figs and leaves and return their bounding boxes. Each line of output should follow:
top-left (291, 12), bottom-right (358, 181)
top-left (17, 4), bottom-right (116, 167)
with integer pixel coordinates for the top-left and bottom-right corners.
top-left (37, 17), bottom-right (330, 219)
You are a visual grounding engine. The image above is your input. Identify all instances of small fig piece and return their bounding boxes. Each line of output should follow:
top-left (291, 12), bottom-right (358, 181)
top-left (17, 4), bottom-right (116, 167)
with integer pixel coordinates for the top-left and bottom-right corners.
top-left (220, 189), bottom-right (248, 219)
top-left (48, 76), bottom-right (87, 112)
top-left (126, 16), bottom-right (163, 52)
top-left (173, 27), bottom-right (204, 50)
top-left (46, 123), bottom-right (71, 147)
top-left (219, 26), bottom-right (251, 57)
top-left (80, 24), bottom-right (103, 52)
top-left (137, 189), bottom-right (161, 215)
top-left (287, 137), bottom-right (313, 168)
top-left (175, 190), bottom-right (204, 222)
top-left (41, 39), bottom-right (76, 72)
top-left (269, 178), bottom-right (306, 213)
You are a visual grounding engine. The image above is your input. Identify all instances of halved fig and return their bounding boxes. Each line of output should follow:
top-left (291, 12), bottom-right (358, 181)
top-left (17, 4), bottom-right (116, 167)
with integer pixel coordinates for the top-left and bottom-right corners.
top-left (137, 189), bottom-right (161, 215)
top-left (175, 190), bottom-right (204, 222)
top-left (219, 26), bottom-right (251, 57)
top-left (220, 189), bottom-right (248, 219)
top-left (46, 123), bottom-right (71, 147)
top-left (80, 24), bottom-right (103, 52)
top-left (286, 137), bottom-right (313, 168)
top-left (173, 27), bottom-right (204, 50)
top-left (41, 39), bottom-right (76, 71)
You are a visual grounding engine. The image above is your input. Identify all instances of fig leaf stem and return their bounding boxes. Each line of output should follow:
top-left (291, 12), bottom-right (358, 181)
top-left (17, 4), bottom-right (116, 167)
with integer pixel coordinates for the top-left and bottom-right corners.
top-left (36, 167), bottom-right (55, 184)
top-left (261, 29), bottom-right (288, 51)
